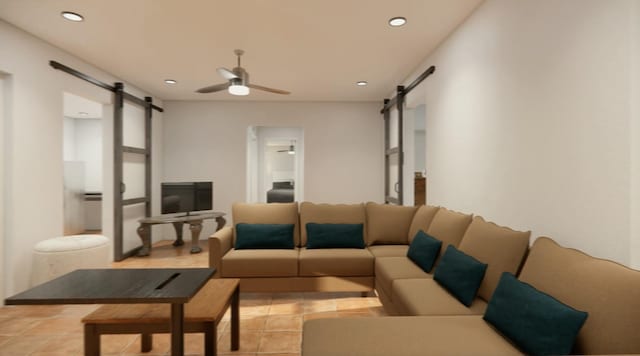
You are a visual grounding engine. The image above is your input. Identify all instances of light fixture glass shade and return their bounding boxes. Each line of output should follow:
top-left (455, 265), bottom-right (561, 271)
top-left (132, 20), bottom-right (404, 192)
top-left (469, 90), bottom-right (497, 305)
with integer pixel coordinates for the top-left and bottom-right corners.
top-left (228, 84), bottom-right (249, 96)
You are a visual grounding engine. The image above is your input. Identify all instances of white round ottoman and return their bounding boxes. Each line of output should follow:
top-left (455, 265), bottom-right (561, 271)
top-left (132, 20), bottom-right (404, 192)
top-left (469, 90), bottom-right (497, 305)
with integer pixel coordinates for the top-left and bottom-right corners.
top-left (31, 234), bottom-right (110, 286)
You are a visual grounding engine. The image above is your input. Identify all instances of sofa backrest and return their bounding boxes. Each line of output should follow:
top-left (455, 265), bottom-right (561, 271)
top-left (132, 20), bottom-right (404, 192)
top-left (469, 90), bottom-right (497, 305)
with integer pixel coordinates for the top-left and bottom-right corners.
top-left (231, 202), bottom-right (300, 246)
top-left (518, 236), bottom-right (640, 355)
top-left (407, 205), bottom-right (440, 243)
top-left (365, 202), bottom-right (418, 245)
top-left (425, 207), bottom-right (472, 254)
top-left (458, 216), bottom-right (530, 302)
top-left (299, 202), bottom-right (366, 247)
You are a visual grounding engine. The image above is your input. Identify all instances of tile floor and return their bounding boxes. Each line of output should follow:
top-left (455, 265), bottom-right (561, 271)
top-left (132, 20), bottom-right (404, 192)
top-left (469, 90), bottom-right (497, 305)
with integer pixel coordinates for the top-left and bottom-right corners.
top-left (0, 240), bottom-right (386, 355)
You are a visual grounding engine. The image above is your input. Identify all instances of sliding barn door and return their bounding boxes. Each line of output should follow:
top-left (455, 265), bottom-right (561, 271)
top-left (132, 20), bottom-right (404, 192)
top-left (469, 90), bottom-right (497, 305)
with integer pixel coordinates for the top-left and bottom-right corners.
top-left (114, 83), bottom-right (153, 261)
top-left (383, 86), bottom-right (405, 205)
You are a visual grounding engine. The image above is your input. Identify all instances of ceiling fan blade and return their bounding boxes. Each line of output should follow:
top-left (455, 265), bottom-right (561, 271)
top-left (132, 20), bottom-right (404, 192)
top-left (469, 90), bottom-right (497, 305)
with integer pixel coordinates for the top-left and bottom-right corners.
top-left (248, 83), bottom-right (291, 95)
top-left (217, 67), bottom-right (238, 80)
top-left (195, 82), bottom-right (229, 93)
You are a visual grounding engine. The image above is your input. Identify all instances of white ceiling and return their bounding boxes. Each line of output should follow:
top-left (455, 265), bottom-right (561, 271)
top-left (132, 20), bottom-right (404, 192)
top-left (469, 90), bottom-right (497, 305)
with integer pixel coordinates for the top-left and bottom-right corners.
top-left (0, 0), bottom-right (482, 102)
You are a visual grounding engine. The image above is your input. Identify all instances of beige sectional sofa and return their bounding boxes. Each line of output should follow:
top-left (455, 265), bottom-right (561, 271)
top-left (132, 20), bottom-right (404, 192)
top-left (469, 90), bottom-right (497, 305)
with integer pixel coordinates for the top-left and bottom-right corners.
top-left (208, 201), bottom-right (640, 355)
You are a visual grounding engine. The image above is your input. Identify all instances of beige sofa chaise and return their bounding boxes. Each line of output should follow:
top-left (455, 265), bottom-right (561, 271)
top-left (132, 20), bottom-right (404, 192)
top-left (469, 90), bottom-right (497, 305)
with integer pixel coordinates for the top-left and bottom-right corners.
top-left (302, 236), bottom-right (640, 355)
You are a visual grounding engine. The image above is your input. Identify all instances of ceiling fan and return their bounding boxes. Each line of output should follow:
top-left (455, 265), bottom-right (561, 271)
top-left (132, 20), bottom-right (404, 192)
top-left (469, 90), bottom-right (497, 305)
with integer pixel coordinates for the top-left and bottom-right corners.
top-left (196, 49), bottom-right (291, 96)
top-left (277, 141), bottom-right (296, 155)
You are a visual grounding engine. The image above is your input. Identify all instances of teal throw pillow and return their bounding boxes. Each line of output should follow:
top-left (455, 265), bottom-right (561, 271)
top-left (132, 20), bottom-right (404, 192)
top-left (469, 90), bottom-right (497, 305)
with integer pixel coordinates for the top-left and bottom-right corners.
top-left (235, 223), bottom-right (295, 249)
top-left (483, 272), bottom-right (588, 356)
top-left (406, 230), bottom-right (442, 273)
top-left (306, 223), bottom-right (365, 249)
top-left (433, 245), bottom-right (487, 307)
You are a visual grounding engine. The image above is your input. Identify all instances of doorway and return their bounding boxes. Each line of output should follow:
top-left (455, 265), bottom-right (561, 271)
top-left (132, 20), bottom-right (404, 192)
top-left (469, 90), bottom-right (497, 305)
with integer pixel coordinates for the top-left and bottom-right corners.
top-left (246, 126), bottom-right (304, 203)
top-left (403, 82), bottom-right (427, 206)
top-left (63, 92), bottom-right (104, 235)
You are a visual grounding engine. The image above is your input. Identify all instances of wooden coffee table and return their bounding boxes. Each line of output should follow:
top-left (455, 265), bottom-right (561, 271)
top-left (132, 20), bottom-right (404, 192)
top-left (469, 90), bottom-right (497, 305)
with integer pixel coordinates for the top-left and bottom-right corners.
top-left (5, 268), bottom-right (216, 356)
top-left (82, 278), bottom-right (240, 356)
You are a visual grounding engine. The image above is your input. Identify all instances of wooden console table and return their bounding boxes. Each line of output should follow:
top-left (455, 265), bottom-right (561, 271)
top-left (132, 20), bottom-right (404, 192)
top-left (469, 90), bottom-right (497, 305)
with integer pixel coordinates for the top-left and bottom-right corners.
top-left (137, 212), bottom-right (226, 257)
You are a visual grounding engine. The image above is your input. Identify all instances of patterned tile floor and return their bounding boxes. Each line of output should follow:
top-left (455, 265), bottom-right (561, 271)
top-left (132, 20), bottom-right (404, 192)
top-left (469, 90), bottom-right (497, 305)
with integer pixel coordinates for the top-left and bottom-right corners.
top-left (0, 240), bottom-right (385, 355)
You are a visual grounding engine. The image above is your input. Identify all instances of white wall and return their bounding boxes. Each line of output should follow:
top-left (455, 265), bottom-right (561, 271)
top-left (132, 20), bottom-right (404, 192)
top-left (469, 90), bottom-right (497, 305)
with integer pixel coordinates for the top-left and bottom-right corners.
top-left (75, 119), bottom-right (103, 192)
top-left (64, 117), bottom-right (103, 192)
top-left (0, 20), bottom-right (162, 296)
top-left (163, 101), bottom-right (382, 239)
top-left (0, 73), bottom-right (7, 301)
top-left (630, 0), bottom-right (640, 269)
top-left (402, 0), bottom-right (639, 266)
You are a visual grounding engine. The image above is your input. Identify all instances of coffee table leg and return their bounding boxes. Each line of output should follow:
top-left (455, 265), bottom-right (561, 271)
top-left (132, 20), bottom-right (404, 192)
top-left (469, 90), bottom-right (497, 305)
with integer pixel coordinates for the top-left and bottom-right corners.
top-left (231, 285), bottom-right (240, 350)
top-left (204, 322), bottom-right (216, 356)
top-left (84, 323), bottom-right (100, 356)
top-left (171, 303), bottom-right (184, 356)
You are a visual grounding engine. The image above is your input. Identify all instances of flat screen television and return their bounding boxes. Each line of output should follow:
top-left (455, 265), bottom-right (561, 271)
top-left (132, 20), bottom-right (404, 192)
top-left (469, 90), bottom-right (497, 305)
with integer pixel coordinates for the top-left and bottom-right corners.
top-left (161, 182), bottom-right (212, 215)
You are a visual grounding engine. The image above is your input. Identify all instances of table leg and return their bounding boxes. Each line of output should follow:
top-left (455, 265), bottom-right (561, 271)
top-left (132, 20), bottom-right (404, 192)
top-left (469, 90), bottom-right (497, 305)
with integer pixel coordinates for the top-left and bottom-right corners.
top-left (215, 216), bottom-right (226, 231)
top-left (231, 285), bottom-right (240, 351)
top-left (189, 220), bottom-right (203, 254)
top-left (137, 224), bottom-right (151, 256)
top-left (171, 303), bottom-right (185, 356)
top-left (84, 323), bottom-right (100, 356)
top-left (172, 222), bottom-right (185, 246)
top-left (204, 321), bottom-right (216, 356)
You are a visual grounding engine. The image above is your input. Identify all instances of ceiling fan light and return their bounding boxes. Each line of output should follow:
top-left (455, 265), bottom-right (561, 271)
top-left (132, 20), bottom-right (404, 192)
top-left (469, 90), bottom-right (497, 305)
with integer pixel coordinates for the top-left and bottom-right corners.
top-left (228, 84), bottom-right (249, 96)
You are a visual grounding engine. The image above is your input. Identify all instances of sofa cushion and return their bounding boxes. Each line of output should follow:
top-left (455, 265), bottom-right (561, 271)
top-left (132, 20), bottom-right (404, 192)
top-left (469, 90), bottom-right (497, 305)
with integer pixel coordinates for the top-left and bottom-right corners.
top-left (302, 316), bottom-right (522, 356)
top-left (299, 202), bottom-right (366, 247)
top-left (375, 257), bottom-right (431, 301)
top-left (232, 202), bottom-right (300, 246)
top-left (407, 205), bottom-right (440, 243)
top-left (305, 223), bottom-right (365, 249)
top-left (458, 216), bottom-right (530, 301)
top-left (367, 245), bottom-right (409, 258)
top-left (221, 248), bottom-right (299, 277)
top-left (392, 278), bottom-right (487, 316)
top-left (299, 248), bottom-right (374, 277)
top-left (235, 223), bottom-right (295, 249)
top-left (425, 207), bottom-right (472, 256)
top-left (434, 245), bottom-right (487, 307)
top-left (518, 236), bottom-right (640, 355)
top-left (406, 230), bottom-right (441, 273)
top-left (365, 202), bottom-right (417, 245)
top-left (484, 272), bottom-right (588, 356)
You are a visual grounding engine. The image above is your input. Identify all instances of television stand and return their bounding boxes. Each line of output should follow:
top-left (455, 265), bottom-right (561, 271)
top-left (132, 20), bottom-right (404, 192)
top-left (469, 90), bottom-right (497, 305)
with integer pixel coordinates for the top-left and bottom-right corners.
top-left (136, 212), bottom-right (226, 257)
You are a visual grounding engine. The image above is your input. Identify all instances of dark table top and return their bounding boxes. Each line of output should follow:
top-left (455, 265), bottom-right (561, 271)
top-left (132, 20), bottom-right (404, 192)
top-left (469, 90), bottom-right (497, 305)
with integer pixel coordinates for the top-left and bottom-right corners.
top-left (5, 268), bottom-right (216, 305)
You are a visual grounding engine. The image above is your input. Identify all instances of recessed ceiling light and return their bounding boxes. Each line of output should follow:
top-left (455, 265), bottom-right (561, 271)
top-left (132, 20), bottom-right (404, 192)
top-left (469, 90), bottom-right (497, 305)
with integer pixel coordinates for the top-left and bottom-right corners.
top-left (356, 81), bottom-right (368, 86)
top-left (164, 79), bottom-right (177, 84)
top-left (389, 17), bottom-right (407, 27)
top-left (61, 11), bottom-right (84, 22)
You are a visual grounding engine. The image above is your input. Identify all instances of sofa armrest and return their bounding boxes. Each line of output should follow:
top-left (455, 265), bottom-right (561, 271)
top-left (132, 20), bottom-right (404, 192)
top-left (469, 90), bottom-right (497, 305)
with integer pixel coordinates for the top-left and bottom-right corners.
top-left (209, 226), bottom-right (233, 278)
